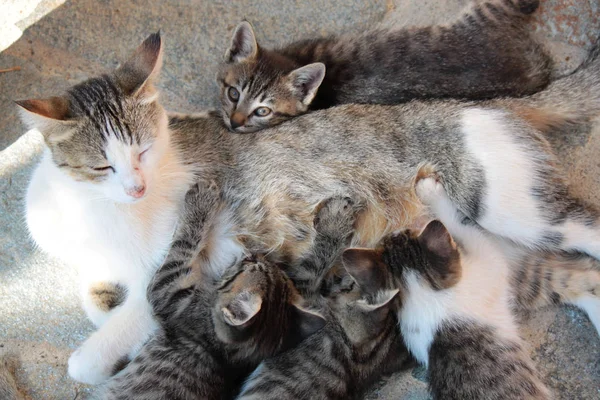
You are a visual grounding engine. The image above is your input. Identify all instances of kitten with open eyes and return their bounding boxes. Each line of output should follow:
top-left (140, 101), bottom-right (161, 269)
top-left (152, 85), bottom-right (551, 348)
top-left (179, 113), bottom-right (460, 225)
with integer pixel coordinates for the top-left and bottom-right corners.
top-left (19, 34), bottom-right (197, 384)
top-left (217, 0), bottom-right (551, 133)
top-left (98, 182), bottom-right (326, 400)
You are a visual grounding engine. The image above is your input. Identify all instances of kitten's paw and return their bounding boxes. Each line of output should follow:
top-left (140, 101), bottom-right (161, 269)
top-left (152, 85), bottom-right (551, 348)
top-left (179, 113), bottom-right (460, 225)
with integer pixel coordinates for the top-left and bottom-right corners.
top-left (314, 196), bottom-right (364, 237)
top-left (68, 343), bottom-right (114, 384)
top-left (415, 177), bottom-right (445, 206)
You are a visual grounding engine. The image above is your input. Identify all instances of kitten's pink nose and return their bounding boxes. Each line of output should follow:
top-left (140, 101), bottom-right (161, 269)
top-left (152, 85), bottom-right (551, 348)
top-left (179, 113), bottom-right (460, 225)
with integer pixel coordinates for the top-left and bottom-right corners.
top-left (127, 185), bottom-right (146, 199)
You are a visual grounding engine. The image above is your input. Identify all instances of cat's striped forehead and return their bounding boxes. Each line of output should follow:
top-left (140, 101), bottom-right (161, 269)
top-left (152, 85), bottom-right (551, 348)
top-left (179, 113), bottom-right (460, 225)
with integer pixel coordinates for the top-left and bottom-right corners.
top-left (67, 75), bottom-right (147, 145)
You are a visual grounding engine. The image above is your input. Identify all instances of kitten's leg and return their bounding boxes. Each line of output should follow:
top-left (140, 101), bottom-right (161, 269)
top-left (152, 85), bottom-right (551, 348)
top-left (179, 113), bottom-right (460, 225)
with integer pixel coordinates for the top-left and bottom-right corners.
top-left (510, 251), bottom-right (600, 335)
top-left (288, 196), bottom-right (364, 295)
top-left (448, 108), bottom-right (600, 258)
top-left (415, 176), bottom-right (480, 242)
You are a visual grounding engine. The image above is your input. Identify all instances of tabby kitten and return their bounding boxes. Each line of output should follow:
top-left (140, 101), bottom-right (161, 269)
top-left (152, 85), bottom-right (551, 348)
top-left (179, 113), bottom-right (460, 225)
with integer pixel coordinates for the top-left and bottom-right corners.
top-left (238, 198), bottom-right (413, 400)
top-left (19, 33), bottom-right (197, 384)
top-left (217, 0), bottom-right (551, 132)
top-left (98, 182), bottom-right (325, 400)
top-left (340, 176), bottom-right (600, 399)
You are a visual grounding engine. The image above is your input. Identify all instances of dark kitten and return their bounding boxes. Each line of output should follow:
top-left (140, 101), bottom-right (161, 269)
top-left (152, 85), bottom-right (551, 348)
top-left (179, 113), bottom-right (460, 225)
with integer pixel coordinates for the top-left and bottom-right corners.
top-left (98, 182), bottom-right (325, 400)
top-left (217, 0), bottom-right (551, 132)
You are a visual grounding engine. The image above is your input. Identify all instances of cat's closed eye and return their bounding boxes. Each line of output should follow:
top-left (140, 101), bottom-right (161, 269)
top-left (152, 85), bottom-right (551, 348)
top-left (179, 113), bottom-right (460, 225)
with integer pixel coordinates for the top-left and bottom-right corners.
top-left (254, 107), bottom-right (271, 117)
top-left (93, 166), bottom-right (115, 172)
top-left (138, 145), bottom-right (152, 162)
top-left (228, 87), bottom-right (240, 102)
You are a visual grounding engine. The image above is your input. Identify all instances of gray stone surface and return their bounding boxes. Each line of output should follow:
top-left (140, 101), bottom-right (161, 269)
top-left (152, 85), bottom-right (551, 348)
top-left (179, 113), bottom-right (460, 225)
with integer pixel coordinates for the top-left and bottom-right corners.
top-left (1, 0), bottom-right (599, 399)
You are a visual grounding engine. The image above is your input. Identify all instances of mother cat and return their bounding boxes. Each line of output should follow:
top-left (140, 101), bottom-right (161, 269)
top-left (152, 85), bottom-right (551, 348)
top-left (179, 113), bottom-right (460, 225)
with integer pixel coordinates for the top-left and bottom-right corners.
top-left (19, 33), bottom-right (600, 379)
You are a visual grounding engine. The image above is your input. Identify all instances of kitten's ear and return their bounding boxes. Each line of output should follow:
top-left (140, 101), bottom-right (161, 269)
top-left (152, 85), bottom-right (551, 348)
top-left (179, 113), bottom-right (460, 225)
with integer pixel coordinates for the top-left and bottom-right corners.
top-left (115, 31), bottom-right (163, 98)
top-left (221, 291), bottom-right (263, 327)
top-left (225, 21), bottom-right (258, 63)
top-left (341, 248), bottom-right (385, 295)
top-left (291, 302), bottom-right (326, 341)
top-left (418, 220), bottom-right (456, 261)
top-left (418, 220), bottom-right (461, 289)
top-left (356, 289), bottom-right (399, 312)
top-left (287, 63), bottom-right (326, 106)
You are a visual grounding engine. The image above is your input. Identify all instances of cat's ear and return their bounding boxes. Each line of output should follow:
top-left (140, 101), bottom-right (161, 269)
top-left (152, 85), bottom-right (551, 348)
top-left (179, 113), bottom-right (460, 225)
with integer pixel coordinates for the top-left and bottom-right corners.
top-left (290, 302), bottom-right (326, 343)
top-left (417, 220), bottom-right (461, 289)
top-left (225, 21), bottom-right (258, 63)
top-left (355, 289), bottom-right (399, 312)
top-left (287, 63), bottom-right (326, 106)
top-left (221, 291), bottom-right (263, 326)
top-left (15, 97), bottom-right (77, 141)
top-left (15, 97), bottom-right (71, 121)
top-left (341, 247), bottom-right (386, 295)
top-left (115, 31), bottom-right (163, 99)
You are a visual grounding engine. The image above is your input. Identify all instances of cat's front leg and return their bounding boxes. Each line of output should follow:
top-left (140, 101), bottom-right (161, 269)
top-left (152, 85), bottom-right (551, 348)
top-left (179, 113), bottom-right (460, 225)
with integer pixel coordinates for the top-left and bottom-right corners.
top-left (415, 175), bottom-right (473, 237)
top-left (68, 293), bottom-right (157, 384)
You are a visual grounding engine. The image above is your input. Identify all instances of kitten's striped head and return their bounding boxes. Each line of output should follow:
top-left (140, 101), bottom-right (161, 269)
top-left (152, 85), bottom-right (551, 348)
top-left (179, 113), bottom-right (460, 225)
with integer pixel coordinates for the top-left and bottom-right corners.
top-left (216, 21), bottom-right (325, 133)
top-left (17, 33), bottom-right (168, 203)
top-left (214, 257), bottom-right (326, 362)
top-left (341, 220), bottom-right (462, 300)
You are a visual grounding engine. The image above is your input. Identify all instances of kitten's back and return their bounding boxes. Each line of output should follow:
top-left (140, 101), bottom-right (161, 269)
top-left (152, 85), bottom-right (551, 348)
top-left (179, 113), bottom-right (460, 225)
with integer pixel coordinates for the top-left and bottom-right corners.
top-left (429, 321), bottom-right (550, 400)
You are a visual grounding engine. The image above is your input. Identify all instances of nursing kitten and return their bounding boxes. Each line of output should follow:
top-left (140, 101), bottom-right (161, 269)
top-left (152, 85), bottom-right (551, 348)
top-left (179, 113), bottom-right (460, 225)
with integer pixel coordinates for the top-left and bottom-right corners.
top-left (217, 0), bottom-right (551, 132)
top-left (18, 33), bottom-right (195, 384)
top-left (341, 177), bottom-right (552, 399)
top-left (238, 199), bottom-right (412, 400)
top-left (98, 182), bottom-right (326, 400)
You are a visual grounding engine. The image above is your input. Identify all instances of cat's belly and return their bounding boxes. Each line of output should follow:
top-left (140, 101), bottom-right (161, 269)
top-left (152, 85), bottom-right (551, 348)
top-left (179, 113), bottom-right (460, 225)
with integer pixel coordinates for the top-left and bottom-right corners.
top-left (234, 185), bottom-right (426, 263)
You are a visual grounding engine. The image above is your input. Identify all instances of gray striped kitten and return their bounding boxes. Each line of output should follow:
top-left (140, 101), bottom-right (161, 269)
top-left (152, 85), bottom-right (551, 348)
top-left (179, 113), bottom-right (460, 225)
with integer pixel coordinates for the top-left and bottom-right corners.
top-left (98, 182), bottom-right (326, 400)
top-left (238, 199), bottom-right (413, 400)
top-left (217, 0), bottom-right (551, 133)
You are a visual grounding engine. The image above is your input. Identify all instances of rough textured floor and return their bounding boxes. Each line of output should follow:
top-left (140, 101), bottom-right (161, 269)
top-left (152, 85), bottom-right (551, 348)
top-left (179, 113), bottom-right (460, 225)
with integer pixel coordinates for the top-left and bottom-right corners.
top-left (1, 0), bottom-right (599, 398)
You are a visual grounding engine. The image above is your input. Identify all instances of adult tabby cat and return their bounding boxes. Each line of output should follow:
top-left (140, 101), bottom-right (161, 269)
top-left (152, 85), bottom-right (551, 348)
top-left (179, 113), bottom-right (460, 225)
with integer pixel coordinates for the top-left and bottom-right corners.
top-left (98, 189), bottom-right (354, 400)
top-left (217, 0), bottom-right (551, 132)
top-left (18, 34), bottom-right (600, 378)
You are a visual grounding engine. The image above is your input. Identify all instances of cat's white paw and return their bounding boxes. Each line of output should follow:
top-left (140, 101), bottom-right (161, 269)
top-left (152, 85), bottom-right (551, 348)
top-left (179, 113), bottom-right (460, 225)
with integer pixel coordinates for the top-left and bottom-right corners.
top-left (68, 343), bottom-right (113, 385)
top-left (415, 177), bottom-right (445, 206)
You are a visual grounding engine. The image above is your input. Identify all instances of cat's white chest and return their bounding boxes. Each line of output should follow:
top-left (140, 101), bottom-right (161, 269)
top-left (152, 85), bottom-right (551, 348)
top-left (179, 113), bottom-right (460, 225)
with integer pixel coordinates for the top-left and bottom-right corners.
top-left (25, 153), bottom-right (185, 286)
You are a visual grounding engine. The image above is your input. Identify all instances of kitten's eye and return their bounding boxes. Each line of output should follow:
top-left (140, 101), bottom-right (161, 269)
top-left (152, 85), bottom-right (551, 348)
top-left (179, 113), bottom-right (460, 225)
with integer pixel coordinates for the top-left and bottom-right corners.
top-left (228, 87), bottom-right (240, 102)
top-left (93, 166), bottom-right (115, 173)
top-left (254, 107), bottom-right (272, 117)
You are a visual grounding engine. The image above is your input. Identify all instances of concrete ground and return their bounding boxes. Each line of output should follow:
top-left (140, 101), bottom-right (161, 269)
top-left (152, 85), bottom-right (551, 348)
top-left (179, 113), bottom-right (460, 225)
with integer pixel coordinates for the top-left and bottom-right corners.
top-left (1, 0), bottom-right (599, 398)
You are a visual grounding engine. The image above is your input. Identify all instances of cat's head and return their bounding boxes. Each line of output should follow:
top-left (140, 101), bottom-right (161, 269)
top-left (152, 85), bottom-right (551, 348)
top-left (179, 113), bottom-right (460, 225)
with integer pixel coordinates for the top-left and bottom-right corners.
top-left (340, 220), bottom-right (462, 304)
top-left (16, 33), bottom-right (168, 203)
top-left (213, 257), bottom-right (326, 362)
top-left (322, 263), bottom-right (399, 348)
top-left (216, 21), bottom-right (326, 133)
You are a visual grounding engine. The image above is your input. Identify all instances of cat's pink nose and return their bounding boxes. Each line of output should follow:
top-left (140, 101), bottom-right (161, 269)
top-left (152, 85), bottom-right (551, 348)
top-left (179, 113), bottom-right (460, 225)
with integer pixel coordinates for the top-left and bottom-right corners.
top-left (127, 185), bottom-right (146, 199)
